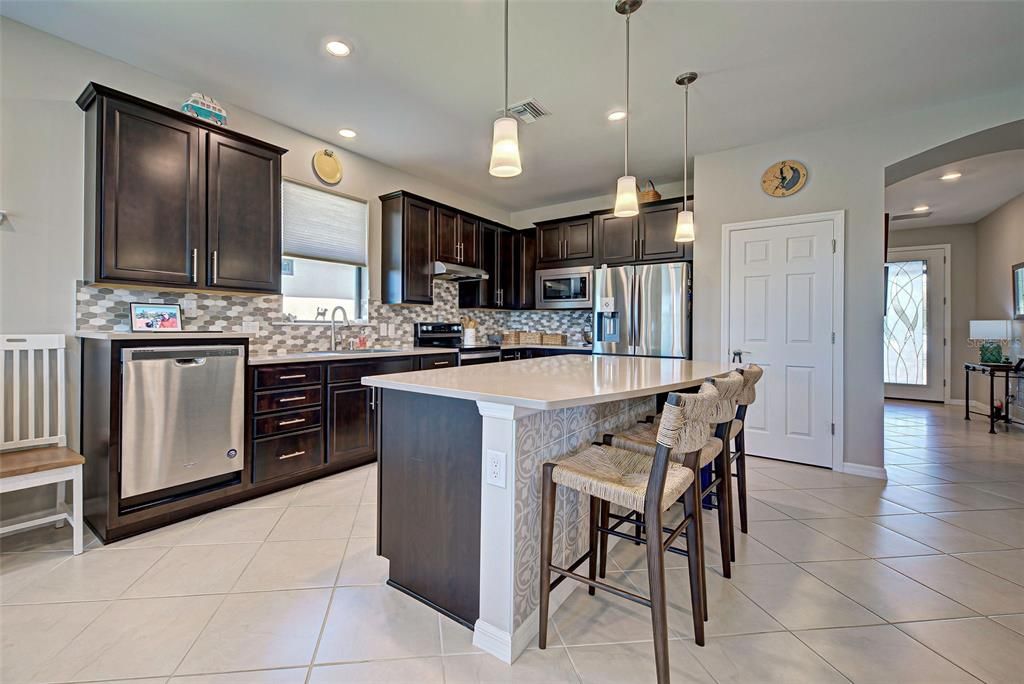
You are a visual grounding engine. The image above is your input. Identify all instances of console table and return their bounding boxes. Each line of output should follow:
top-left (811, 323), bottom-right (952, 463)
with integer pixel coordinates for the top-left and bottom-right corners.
top-left (964, 363), bottom-right (1023, 434)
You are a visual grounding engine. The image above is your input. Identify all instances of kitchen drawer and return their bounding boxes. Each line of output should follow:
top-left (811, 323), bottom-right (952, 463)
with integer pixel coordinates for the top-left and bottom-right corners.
top-left (419, 354), bottom-right (458, 370)
top-left (254, 406), bottom-right (322, 438)
top-left (254, 386), bottom-right (322, 414)
top-left (252, 428), bottom-right (323, 483)
top-left (328, 357), bottom-right (416, 385)
top-left (254, 364), bottom-right (322, 389)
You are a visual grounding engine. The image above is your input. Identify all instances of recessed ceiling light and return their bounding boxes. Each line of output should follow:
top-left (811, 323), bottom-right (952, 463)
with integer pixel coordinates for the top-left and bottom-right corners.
top-left (338, 128), bottom-right (357, 138)
top-left (940, 171), bottom-right (962, 181)
top-left (607, 110), bottom-right (627, 121)
top-left (913, 205), bottom-right (930, 212)
top-left (325, 41), bottom-right (351, 57)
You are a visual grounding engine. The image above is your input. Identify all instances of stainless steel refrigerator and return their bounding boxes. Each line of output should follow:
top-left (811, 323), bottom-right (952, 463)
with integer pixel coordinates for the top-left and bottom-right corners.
top-left (592, 262), bottom-right (692, 358)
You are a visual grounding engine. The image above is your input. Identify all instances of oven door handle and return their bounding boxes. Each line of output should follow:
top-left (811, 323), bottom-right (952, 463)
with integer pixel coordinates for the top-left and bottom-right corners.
top-left (460, 350), bottom-right (501, 361)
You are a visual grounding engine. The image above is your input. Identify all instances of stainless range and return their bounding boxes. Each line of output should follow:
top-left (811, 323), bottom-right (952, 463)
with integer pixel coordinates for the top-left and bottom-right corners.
top-left (413, 322), bottom-right (501, 365)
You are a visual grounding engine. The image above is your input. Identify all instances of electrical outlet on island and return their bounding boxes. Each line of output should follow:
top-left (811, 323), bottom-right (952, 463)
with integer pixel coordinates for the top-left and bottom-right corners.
top-left (486, 449), bottom-right (506, 488)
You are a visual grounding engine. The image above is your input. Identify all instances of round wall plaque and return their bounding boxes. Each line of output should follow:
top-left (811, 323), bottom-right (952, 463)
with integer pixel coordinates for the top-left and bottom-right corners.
top-left (312, 149), bottom-right (342, 185)
top-left (761, 160), bottom-right (807, 197)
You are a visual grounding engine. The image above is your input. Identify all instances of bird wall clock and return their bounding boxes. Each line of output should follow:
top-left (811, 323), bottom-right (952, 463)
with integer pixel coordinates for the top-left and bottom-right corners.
top-left (761, 160), bottom-right (808, 197)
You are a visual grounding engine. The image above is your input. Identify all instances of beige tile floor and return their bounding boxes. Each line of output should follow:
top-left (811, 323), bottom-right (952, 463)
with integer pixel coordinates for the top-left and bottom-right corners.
top-left (2, 400), bottom-right (1024, 683)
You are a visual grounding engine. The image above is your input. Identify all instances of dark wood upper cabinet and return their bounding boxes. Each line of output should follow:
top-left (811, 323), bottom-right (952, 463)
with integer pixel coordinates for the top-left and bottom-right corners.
top-left (78, 83), bottom-right (286, 293)
top-left (514, 228), bottom-right (537, 309)
top-left (639, 200), bottom-right (691, 262)
top-left (458, 214), bottom-right (479, 268)
top-left (435, 206), bottom-right (460, 265)
top-left (381, 193), bottom-right (435, 304)
top-left (536, 218), bottom-right (593, 266)
top-left (206, 133), bottom-right (282, 292)
top-left (564, 219), bottom-right (594, 260)
top-left (537, 223), bottom-right (564, 264)
top-left (93, 97), bottom-right (202, 286)
top-left (595, 213), bottom-right (638, 265)
top-left (497, 228), bottom-right (515, 308)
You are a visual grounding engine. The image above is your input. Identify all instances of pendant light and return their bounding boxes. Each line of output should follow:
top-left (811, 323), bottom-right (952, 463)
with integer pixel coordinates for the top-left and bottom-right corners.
top-left (674, 72), bottom-right (697, 242)
top-left (613, 0), bottom-right (641, 217)
top-left (489, 0), bottom-right (522, 177)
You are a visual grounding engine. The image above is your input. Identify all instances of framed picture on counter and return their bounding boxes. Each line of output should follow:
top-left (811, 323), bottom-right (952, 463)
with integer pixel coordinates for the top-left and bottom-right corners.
top-left (130, 303), bottom-right (183, 332)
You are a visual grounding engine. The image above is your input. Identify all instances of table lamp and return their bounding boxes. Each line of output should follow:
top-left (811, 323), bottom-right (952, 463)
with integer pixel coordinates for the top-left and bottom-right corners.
top-left (969, 320), bottom-right (1012, 363)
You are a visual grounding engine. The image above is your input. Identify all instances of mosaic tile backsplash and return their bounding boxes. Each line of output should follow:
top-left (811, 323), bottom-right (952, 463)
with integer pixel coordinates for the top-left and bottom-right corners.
top-left (76, 281), bottom-right (593, 357)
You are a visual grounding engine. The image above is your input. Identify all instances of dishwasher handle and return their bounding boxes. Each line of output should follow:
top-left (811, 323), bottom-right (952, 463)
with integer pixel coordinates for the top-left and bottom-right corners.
top-left (173, 357), bottom-right (207, 367)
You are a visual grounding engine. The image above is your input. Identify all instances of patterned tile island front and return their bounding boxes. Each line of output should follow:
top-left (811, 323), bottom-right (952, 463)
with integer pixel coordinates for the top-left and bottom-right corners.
top-left (364, 355), bottom-right (731, 665)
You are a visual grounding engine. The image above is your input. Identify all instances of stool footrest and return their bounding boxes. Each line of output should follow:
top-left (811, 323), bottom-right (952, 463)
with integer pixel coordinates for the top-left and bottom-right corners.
top-left (547, 563), bottom-right (652, 608)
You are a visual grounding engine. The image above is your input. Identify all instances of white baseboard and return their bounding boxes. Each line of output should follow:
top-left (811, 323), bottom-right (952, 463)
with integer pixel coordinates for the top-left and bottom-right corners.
top-left (841, 462), bottom-right (887, 480)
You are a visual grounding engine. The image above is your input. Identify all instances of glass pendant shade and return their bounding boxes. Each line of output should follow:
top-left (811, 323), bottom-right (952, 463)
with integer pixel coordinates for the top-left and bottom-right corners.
top-left (613, 175), bottom-right (639, 217)
top-left (489, 117), bottom-right (522, 178)
top-left (674, 209), bottom-right (695, 242)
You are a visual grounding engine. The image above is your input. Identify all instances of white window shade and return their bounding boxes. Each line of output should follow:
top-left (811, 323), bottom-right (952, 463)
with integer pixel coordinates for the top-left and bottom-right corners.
top-left (282, 180), bottom-right (368, 267)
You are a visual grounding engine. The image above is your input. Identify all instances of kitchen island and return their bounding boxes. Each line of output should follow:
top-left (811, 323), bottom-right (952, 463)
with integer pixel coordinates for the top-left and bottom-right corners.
top-left (362, 354), bottom-right (732, 663)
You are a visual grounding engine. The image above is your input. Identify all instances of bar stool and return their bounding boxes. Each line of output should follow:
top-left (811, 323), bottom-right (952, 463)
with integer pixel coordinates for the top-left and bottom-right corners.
top-left (538, 390), bottom-right (719, 683)
top-left (730, 364), bottom-right (764, 554)
top-left (603, 373), bottom-right (744, 578)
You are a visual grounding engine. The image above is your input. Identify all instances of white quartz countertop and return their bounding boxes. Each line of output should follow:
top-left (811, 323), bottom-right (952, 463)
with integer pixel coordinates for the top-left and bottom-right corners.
top-left (249, 347), bottom-right (455, 365)
top-left (76, 331), bottom-right (256, 340)
top-left (362, 355), bottom-right (734, 410)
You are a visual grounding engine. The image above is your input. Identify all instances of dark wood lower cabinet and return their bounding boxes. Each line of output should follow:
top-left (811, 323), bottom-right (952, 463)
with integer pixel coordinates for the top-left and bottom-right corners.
top-left (81, 346), bottom-right (427, 543)
top-left (328, 384), bottom-right (376, 469)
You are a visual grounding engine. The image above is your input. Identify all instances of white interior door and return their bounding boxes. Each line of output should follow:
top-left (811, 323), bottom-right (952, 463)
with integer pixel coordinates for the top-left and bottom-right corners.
top-left (884, 247), bottom-right (946, 402)
top-left (727, 217), bottom-right (836, 468)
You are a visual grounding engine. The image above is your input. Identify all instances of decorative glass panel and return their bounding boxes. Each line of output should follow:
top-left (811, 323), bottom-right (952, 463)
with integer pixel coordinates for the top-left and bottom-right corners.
top-left (884, 260), bottom-right (928, 385)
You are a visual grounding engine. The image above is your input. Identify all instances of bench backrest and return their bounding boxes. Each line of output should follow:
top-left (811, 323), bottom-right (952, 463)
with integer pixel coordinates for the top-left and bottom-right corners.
top-left (1, 335), bottom-right (66, 452)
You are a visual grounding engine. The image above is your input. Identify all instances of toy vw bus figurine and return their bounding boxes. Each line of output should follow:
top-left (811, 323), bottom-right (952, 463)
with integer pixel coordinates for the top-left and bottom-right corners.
top-left (181, 93), bottom-right (227, 126)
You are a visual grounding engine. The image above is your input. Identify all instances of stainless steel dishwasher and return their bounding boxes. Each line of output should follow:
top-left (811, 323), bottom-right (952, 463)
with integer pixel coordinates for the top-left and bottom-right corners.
top-left (120, 345), bottom-right (245, 499)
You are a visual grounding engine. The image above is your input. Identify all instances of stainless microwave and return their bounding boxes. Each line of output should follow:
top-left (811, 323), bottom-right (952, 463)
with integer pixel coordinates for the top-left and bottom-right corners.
top-left (536, 265), bottom-right (593, 310)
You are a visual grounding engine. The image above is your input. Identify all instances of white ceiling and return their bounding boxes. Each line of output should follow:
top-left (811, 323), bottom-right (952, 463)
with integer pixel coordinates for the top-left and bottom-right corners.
top-left (3, 1), bottom-right (1023, 211)
top-left (885, 150), bottom-right (1024, 229)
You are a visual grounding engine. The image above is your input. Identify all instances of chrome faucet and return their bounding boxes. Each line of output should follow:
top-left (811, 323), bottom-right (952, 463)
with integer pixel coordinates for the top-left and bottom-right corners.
top-left (330, 306), bottom-right (350, 351)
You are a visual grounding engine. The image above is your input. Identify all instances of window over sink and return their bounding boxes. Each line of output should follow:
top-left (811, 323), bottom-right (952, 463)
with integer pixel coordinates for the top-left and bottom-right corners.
top-left (281, 179), bottom-right (368, 322)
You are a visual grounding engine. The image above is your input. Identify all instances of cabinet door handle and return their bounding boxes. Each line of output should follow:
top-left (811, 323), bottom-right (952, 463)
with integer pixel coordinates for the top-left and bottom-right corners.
top-left (211, 250), bottom-right (219, 285)
top-left (191, 248), bottom-right (198, 283)
top-left (369, 389), bottom-right (376, 411)
top-left (279, 373), bottom-right (306, 380)
top-left (639, 237), bottom-right (644, 256)
top-left (278, 450), bottom-right (306, 460)
top-left (278, 395), bottom-right (306, 403)
top-left (434, 360), bottom-right (450, 367)
top-left (278, 417), bottom-right (306, 426)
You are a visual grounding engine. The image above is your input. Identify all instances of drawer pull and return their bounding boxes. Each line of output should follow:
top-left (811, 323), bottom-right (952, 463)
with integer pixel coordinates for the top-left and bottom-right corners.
top-left (278, 418), bottom-right (306, 426)
top-left (278, 395), bottom-right (306, 403)
top-left (434, 361), bottom-right (450, 366)
top-left (278, 450), bottom-right (306, 460)
top-left (279, 373), bottom-right (306, 380)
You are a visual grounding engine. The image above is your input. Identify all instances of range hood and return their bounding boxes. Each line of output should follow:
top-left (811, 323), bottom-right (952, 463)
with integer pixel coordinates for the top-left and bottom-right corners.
top-left (433, 261), bottom-right (489, 282)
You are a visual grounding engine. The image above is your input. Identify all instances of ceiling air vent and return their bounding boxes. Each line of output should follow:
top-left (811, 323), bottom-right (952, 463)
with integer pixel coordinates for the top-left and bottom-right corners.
top-left (501, 98), bottom-right (551, 124)
top-left (891, 211), bottom-right (932, 221)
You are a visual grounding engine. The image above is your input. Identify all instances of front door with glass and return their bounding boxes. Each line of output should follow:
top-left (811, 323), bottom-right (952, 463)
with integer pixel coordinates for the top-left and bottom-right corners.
top-left (884, 246), bottom-right (947, 402)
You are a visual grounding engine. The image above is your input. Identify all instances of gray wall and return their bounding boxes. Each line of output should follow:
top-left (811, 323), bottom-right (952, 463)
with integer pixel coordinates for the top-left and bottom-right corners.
top-left (888, 224), bottom-right (977, 400)
top-left (692, 89), bottom-right (1024, 471)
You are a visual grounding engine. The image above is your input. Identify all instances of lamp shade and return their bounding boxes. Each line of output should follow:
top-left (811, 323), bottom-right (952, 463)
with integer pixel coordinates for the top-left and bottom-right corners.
top-left (488, 117), bottom-right (522, 177)
top-left (613, 175), bottom-right (639, 217)
top-left (969, 320), bottom-right (1013, 340)
top-left (674, 210), bottom-right (694, 242)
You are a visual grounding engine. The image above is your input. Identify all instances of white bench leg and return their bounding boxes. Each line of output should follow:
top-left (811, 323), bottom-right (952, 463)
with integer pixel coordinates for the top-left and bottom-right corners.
top-left (55, 481), bottom-right (67, 528)
top-left (72, 466), bottom-right (83, 555)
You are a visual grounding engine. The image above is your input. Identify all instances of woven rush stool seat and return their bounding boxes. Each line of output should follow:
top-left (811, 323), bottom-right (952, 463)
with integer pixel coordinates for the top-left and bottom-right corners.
top-left (551, 445), bottom-right (695, 513)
